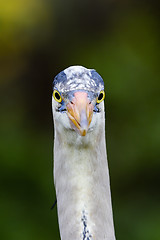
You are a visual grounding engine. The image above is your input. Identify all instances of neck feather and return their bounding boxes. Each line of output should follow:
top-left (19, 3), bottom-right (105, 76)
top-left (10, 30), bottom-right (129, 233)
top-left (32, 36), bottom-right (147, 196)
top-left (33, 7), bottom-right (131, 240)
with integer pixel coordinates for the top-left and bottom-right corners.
top-left (54, 124), bottom-right (116, 240)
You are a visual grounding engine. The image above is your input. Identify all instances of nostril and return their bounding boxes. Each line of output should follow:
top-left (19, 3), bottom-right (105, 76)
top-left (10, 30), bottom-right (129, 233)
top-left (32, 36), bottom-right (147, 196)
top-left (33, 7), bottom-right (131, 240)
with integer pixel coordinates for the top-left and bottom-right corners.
top-left (70, 101), bottom-right (74, 104)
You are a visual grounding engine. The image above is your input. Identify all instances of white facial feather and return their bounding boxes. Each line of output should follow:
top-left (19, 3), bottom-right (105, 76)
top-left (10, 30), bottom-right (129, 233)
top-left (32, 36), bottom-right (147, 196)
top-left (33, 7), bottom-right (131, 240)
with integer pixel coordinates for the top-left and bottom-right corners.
top-left (52, 96), bottom-right (104, 146)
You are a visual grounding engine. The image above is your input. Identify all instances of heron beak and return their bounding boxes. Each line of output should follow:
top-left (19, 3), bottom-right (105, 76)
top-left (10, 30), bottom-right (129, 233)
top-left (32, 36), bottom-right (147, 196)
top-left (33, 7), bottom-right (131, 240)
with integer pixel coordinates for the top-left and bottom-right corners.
top-left (66, 92), bottom-right (94, 136)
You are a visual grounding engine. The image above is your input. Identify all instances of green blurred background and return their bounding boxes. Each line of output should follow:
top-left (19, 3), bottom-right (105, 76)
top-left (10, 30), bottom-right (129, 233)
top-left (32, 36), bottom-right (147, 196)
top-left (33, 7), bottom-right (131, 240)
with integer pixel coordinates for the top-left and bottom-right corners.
top-left (0, 0), bottom-right (160, 239)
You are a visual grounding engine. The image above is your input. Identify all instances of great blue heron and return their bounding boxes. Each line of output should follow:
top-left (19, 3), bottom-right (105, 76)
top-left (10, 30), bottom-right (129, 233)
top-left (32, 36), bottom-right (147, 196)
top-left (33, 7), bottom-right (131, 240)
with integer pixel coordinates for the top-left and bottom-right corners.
top-left (52, 66), bottom-right (116, 240)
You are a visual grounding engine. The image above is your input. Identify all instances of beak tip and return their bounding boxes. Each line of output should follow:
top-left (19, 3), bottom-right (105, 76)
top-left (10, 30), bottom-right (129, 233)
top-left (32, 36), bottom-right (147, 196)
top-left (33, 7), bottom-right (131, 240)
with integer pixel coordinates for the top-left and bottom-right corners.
top-left (80, 129), bottom-right (87, 136)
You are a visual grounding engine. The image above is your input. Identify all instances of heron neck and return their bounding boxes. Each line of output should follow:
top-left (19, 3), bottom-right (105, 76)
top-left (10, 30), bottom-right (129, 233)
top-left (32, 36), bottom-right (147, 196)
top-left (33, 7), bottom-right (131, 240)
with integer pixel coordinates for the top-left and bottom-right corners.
top-left (54, 128), bottom-right (116, 240)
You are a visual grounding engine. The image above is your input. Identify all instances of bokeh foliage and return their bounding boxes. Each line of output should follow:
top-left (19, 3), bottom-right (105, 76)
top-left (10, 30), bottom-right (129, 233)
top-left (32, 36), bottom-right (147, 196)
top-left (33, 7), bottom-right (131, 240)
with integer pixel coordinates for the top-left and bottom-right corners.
top-left (0, 1), bottom-right (159, 239)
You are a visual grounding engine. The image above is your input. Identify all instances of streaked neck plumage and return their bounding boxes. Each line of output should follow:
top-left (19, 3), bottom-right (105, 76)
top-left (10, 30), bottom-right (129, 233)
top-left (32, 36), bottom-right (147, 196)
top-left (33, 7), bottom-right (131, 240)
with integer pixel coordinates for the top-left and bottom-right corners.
top-left (53, 108), bottom-right (116, 240)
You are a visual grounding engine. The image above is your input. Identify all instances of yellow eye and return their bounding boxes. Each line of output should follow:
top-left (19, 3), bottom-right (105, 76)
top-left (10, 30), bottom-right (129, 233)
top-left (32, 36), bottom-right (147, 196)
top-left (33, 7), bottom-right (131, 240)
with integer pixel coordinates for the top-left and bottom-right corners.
top-left (53, 90), bottom-right (62, 103)
top-left (97, 90), bottom-right (105, 103)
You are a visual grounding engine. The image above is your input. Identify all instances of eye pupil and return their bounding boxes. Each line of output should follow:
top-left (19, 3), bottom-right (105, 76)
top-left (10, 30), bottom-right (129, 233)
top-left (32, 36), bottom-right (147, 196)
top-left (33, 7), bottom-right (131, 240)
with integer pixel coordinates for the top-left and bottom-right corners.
top-left (98, 92), bottom-right (103, 101)
top-left (55, 92), bottom-right (60, 100)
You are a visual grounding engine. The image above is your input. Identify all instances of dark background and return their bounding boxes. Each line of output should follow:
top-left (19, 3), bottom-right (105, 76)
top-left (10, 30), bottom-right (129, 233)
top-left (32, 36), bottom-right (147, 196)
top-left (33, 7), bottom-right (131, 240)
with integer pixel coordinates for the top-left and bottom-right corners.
top-left (0, 0), bottom-right (160, 239)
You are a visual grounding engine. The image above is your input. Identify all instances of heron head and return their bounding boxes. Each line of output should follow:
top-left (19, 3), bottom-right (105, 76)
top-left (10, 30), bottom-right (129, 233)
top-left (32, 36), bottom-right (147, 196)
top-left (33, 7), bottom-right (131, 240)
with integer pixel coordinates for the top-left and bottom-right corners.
top-left (52, 66), bottom-right (105, 136)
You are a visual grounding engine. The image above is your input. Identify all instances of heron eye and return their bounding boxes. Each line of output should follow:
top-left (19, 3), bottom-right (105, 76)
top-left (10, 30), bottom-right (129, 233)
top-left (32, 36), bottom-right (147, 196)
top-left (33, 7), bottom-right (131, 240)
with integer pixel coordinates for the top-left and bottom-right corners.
top-left (97, 90), bottom-right (105, 103)
top-left (53, 90), bottom-right (62, 103)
